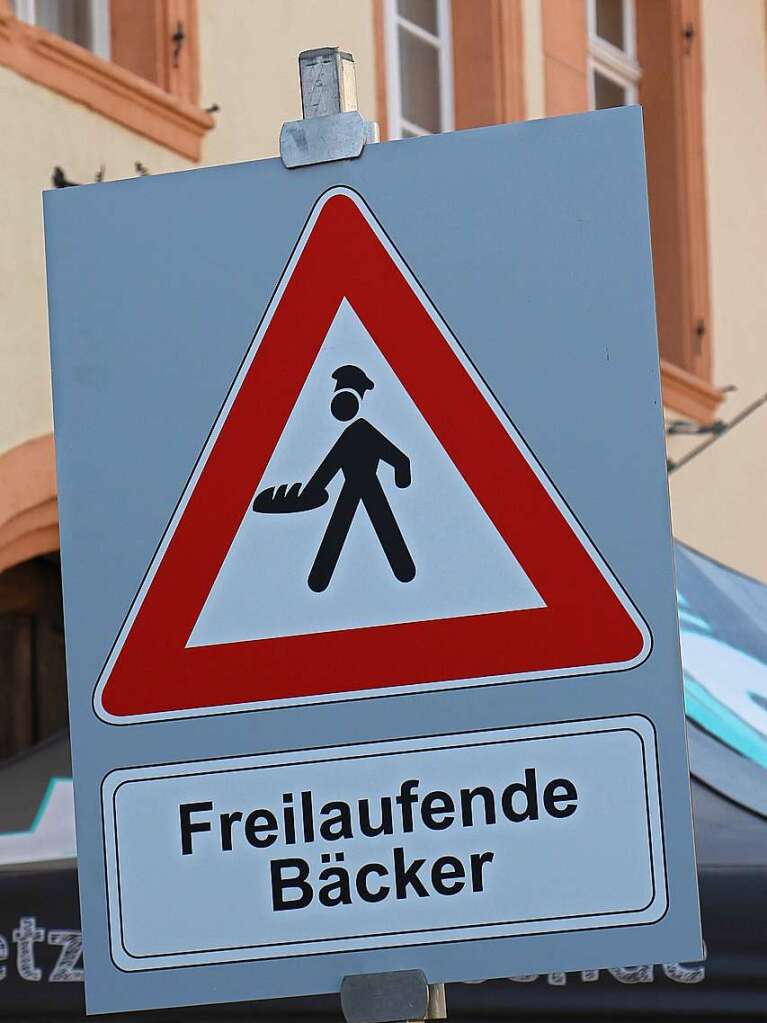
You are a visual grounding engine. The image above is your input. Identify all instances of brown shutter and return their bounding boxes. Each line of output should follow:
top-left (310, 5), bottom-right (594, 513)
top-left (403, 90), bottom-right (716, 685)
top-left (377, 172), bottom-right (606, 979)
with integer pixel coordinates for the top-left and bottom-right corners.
top-left (451, 0), bottom-right (525, 128)
top-left (541, 0), bottom-right (588, 116)
top-left (638, 0), bottom-right (712, 386)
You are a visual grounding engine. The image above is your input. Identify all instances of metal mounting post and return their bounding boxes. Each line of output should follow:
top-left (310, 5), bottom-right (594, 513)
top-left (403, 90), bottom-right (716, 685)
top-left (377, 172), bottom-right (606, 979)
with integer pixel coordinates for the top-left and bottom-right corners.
top-left (340, 971), bottom-right (447, 1023)
top-left (280, 47), bottom-right (379, 168)
top-left (281, 49), bottom-right (441, 1023)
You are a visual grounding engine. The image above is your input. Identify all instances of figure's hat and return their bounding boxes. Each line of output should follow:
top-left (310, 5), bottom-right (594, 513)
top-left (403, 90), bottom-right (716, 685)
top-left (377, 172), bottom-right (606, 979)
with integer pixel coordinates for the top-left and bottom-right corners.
top-left (332, 364), bottom-right (374, 399)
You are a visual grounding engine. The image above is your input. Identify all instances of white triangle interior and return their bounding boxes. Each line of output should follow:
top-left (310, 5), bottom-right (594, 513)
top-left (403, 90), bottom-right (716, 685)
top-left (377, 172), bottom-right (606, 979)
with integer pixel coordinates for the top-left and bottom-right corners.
top-left (187, 299), bottom-right (544, 646)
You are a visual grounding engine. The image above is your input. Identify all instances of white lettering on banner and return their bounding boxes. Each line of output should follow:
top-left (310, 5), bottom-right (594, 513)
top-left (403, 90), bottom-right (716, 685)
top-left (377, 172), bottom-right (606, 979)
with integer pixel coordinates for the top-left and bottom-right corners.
top-left (12, 918), bottom-right (44, 982)
top-left (0, 918), bottom-right (707, 985)
top-left (47, 930), bottom-right (84, 982)
top-left (0, 920), bottom-right (81, 982)
top-left (102, 716), bottom-right (666, 971)
top-left (662, 960), bottom-right (706, 984)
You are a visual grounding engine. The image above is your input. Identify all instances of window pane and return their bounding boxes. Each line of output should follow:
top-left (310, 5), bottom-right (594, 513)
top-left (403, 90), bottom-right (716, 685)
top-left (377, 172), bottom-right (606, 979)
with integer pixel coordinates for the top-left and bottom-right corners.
top-left (10, 0), bottom-right (31, 19)
top-left (398, 27), bottom-right (441, 133)
top-left (595, 0), bottom-right (625, 50)
top-left (35, 0), bottom-right (93, 50)
top-left (593, 69), bottom-right (627, 109)
top-left (397, 0), bottom-right (438, 34)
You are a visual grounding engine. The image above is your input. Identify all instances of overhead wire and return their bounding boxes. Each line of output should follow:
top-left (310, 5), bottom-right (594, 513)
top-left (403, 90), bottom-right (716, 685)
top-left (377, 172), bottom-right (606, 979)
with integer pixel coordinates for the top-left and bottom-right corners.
top-left (667, 391), bottom-right (767, 474)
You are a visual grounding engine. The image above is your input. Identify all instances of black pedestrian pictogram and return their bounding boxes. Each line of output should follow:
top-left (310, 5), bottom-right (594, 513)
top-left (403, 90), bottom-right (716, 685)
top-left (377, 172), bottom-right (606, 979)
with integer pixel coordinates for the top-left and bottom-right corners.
top-left (253, 365), bottom-right (416, 592)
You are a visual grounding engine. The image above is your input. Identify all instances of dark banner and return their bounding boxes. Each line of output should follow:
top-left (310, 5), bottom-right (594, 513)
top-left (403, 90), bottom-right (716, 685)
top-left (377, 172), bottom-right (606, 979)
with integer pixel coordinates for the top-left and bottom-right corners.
top-left (0, 865), bottom-right (763, 1018)
top-left (0, 865), bottom-right (83, 1015)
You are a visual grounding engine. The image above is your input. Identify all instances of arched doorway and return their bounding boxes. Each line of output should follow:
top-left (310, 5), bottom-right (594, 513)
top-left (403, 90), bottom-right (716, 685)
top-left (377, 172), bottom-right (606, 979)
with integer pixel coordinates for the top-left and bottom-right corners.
top-left (0, 554), bottom-right (67, 758)
top-left (0, 434), bottom-right (66, 757)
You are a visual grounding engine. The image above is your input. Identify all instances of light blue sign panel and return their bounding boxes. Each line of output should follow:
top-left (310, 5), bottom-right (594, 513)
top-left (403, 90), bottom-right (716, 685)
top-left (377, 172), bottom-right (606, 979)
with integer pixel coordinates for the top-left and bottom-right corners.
top-left (44, 108), bottom-right (701, 1014)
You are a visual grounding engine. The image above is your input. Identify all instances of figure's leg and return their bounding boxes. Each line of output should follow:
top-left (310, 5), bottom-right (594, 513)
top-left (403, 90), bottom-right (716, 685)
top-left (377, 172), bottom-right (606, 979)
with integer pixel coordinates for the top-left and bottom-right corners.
top-left (362, 482), bottom-right (416, 583)
top-left (308, 487), bottom-right (359, 592)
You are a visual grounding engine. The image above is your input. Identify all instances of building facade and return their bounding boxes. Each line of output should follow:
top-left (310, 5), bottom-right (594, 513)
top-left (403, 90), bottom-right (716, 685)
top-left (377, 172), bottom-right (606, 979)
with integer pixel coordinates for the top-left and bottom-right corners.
top-left (1, 0), bottom-right (766, 754)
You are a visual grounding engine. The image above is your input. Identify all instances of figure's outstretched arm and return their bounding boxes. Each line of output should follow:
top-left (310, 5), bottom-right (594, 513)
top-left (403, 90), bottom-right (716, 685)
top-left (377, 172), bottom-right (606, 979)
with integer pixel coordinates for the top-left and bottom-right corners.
top-left (305, 440), bottom-right (343, 494)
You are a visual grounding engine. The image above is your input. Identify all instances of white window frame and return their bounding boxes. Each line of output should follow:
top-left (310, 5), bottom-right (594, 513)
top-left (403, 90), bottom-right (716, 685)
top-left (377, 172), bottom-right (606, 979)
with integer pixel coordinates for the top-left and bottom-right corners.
top-left (587, 0), bottom-right (641, 109)
top-left (11, 0), bottom-right (111, 60)
top-left (384, 0), bottom-right (454, 139)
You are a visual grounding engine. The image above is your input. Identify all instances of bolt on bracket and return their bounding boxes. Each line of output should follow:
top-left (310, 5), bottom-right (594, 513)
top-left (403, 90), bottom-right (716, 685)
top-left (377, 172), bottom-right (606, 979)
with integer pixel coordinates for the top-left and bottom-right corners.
top-left (280, 47), bottom-right (379, 169)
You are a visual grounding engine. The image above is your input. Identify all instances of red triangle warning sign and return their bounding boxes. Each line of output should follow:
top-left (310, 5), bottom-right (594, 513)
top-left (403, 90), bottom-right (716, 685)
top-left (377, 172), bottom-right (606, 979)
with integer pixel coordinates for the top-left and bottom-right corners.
top-left (95, 188), bottom-right (651, 723)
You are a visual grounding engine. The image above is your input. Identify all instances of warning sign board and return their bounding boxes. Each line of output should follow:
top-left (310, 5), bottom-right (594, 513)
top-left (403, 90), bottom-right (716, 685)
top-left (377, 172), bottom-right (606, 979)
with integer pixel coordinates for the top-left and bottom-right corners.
top-left (95, 189), bottom-right (650, 723)
top-left (45, 110), bottom-right (701, 1015)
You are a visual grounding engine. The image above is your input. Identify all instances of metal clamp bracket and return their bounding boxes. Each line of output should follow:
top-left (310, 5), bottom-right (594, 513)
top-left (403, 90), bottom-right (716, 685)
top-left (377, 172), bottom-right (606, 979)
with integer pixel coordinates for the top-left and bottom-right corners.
top-left (340, 971), bottom-right (447, 1023)
top-left (280, 47), bottom-right (379, 168)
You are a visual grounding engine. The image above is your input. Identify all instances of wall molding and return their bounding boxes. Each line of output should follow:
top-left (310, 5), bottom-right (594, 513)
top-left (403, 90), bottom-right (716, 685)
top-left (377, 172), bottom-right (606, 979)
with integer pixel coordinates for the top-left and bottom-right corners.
top-left (661, 358), bottom-right (723, 424)
top-left (0, 9), bottom-right (212, 159)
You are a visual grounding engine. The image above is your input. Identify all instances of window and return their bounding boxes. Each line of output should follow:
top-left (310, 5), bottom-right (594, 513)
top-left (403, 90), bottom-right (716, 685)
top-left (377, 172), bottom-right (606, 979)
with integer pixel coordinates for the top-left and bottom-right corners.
top-left (1, 1), bottom-right (212, 159)
top-left (11, 0), bottom-right (110, 60)
top-left (385, 0), bottom-right (454, 138)
top-left (587, 0), bottom-right (640, 110)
